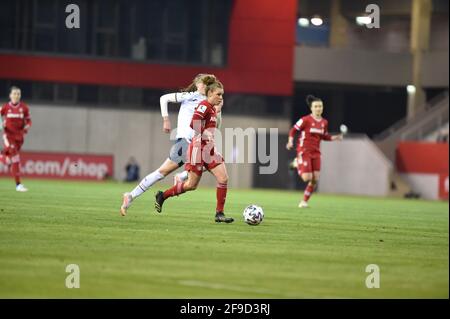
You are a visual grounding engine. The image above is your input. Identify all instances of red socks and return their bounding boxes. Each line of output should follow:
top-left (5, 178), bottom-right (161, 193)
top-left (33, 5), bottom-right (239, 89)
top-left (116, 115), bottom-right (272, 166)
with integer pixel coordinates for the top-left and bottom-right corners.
top-left (162, 181), bottom-right (228, 213)
top-left (303, 183), bottom-right (315, 202)
top-left (163, 182), bottom-right (185, 199)
top-left (11, 162), bottom-right (21, 185)
top-left (216, 182), bottom-right (227, 212)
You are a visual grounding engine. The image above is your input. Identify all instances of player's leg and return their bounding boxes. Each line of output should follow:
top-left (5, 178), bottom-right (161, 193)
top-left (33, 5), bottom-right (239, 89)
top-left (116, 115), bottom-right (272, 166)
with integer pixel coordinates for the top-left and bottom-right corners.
top-left (0, 134), bottom-right (11, 165)
top-left (172, 138), bottom-right (191, 185)
top-left (297, 153), bottom-right (313, 207)
top-left (121, 139), bottom-right (188, 216)
top-left (154, 141), bottom-right (202, 213)
top-left (209, 162), bottom-right (234, 223)
top-left (304, 171), bottom-right (320, 203)
top-left (301, 157), bottom-right (321, 207)
top-left (0, 149), bottom-right (6, 164)
top-left (155, 171), bottom-right (201, 213)
top-left (121, 159), bottom-right (178, 216)
top-left (7, 135), bottom-right (27, 192)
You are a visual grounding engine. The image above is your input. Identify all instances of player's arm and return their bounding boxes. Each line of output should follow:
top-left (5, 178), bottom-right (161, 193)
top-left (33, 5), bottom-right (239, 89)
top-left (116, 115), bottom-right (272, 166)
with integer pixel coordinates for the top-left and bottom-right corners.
top-left (322, 122), bottom-right (342, 141)
top-left (215, 99), bottom-right (224, 130)
top-left (286, 118), bottom-right (304, 150)
top-left (190, 104), bottom-right (207, 133)
top-left (330, 134), bottom-right (343, 141)
top-left (0, 105), bottom-right (5, 131)
top-left (23, 105), bottom-right (32, 133)
top-left (160, 92), bottom-right (187, 133)
top-left (216, 111), bottom-right (222, 130)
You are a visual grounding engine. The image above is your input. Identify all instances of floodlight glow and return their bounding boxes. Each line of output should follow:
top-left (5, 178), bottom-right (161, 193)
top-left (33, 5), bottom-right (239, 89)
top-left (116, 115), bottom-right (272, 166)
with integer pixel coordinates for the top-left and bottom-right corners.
top-left (298, 18), bottom-right (310, 27)
top-left (407, 85), bottom-right (416, 94)
top-left (356, 16), bottom-right (372, 26)
top-left (310, 16), bottom-right (323, 26)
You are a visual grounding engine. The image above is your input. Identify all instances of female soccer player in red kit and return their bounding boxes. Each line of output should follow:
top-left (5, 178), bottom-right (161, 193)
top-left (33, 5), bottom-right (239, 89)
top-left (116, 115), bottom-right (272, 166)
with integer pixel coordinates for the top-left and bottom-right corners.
top-left (0, 86), bottom-right (31, 192)
top-left (155, 81), bottom-right (234, 223)
top-left (286, 95), bottom-right (342, 208)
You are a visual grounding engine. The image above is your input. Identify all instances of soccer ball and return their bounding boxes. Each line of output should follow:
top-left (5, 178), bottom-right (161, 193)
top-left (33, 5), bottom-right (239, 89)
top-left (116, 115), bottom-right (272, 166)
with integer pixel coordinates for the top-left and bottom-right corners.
top-left (243, 205), bottom-right (264, 225)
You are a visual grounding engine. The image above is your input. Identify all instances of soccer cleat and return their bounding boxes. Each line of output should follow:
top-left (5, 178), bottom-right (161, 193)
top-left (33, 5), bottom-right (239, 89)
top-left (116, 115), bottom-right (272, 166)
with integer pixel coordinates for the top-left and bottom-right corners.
top-left (215, 212), bottom-right (234, 223)
top-left (120, 192), bottom-right (133, 216)
top-left (155, 191), bottom-right (165, 213)
top-left (16, 184), bottom-right (28, 192)
top-left (298, 200), bottom-right (309, 208)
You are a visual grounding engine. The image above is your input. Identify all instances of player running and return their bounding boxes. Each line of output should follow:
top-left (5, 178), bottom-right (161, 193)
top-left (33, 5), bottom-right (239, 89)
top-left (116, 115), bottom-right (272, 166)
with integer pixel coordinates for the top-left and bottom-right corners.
top-left (155, 81), bottom-right (234, 223)
top-left (0, 86), bottom-right (32, 192)
top-left (286, 95), bottom-right (343, 208)
top-left (120, 74), bottom-right (218, 216)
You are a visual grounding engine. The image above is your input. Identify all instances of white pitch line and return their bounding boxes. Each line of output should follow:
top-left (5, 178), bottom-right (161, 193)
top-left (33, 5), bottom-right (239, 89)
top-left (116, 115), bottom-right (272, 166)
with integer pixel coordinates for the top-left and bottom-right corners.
top-left (178, 280), bottom-right (352, 299)
top-left (178, 280), bottom-right (294, 298)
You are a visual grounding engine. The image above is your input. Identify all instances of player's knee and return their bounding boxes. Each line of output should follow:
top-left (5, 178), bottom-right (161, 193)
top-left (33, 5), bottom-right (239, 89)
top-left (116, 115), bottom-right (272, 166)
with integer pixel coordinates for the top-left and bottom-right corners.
top-left (158, 167), bottom-right (170, 176)
top-left (216, 174), bottom-right (228, 185)
top-left (301, 174), bottom-right (312, 182)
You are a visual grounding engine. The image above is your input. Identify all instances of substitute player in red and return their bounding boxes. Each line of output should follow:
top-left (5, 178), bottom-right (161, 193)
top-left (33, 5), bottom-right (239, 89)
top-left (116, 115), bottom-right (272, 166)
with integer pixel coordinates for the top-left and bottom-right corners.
top-left (0, 86), bottom-right (31, 192)
top-left (286, 95), bottom-right (342, 208)
top-left (155, 81), bottom-right (234, 223)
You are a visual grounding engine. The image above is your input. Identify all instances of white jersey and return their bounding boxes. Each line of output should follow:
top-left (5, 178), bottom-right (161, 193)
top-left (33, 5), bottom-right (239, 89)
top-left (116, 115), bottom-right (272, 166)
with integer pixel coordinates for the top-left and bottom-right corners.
top-left (160, 91), bottom-right (205, 142)
top-left (175, 91), bottom-right (205, 141)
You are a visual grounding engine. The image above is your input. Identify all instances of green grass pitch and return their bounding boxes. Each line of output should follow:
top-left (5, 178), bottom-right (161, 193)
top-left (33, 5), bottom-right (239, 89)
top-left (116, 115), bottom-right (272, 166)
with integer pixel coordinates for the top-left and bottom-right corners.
top-left (0, 178), bottom-right (448, 298)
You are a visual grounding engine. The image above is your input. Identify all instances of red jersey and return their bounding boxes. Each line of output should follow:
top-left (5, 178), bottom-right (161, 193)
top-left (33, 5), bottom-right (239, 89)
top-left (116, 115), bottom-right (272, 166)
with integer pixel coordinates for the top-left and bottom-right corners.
top-left (1, 101), bottom-right (32, 135)
top-left (289, 114), bottom-right (332, 154)
top-left (190, 100), bottom-right (217, 146)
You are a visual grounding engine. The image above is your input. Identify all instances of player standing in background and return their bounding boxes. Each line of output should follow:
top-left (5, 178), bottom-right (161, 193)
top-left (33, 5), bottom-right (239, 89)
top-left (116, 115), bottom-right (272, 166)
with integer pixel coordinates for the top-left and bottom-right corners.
top-left (155, 81), bottom-right (234, 223)
top-left (286, 95), bottom-right (342, 208)
top-left (120, 74), bottom-right (219, 216)
top-left (0, 86), bottom-right (31, 192)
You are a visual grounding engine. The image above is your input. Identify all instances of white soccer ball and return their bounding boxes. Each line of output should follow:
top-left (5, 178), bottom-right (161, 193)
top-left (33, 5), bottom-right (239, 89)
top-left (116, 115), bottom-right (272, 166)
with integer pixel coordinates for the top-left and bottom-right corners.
top-left (243, 205), bottom-right (264, 225)
top-left (340, 124), bottom-right (348, 135)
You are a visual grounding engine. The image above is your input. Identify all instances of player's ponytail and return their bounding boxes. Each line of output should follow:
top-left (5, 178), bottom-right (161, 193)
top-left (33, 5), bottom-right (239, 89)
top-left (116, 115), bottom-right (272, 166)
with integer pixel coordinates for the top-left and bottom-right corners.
top-left (306, 94), bottom-right (321, 108)
top-left (201, 75), bottom-right (217, 87)
top-left (181, 74), bottom-right (217, 92)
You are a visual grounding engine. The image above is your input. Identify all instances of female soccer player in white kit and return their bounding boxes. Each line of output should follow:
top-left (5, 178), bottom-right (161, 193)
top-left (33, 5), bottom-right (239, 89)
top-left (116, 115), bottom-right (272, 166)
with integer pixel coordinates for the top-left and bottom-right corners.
top-left (120, 74), bottom-right (219, 216)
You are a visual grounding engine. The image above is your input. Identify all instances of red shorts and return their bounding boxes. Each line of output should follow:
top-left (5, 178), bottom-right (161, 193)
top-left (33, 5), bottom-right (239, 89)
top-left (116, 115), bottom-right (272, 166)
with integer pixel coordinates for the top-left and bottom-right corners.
top-left (2, 133), bottom-right (24, 157)
top-left (185, 141), bottom-right (224, 176)
top-left (297, 151), bottom-right (321, 175)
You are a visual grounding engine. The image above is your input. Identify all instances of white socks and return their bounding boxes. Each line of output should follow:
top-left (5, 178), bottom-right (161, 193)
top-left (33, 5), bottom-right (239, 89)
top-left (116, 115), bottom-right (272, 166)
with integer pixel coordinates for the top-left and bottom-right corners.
top-left (131, 170), bottom-right (165, 199)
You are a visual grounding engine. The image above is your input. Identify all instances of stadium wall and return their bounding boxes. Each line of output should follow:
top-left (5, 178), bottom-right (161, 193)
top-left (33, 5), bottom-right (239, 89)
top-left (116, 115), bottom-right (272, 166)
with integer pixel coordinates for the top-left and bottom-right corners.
top-left (318, 137), bottom-right (393, 197)
top-left (294, 47), bottom-right (449, 87)
top-left (396, 142), bottom-right (449, 200)
top-left (21, 104), bottom-right (290, 188)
